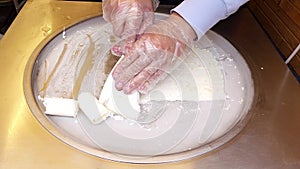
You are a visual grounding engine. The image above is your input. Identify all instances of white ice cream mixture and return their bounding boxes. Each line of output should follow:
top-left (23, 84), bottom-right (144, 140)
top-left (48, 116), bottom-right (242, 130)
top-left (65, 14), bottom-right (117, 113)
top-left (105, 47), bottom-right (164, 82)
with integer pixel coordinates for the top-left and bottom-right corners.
top-left (34, 15), bottom-right (254, 156)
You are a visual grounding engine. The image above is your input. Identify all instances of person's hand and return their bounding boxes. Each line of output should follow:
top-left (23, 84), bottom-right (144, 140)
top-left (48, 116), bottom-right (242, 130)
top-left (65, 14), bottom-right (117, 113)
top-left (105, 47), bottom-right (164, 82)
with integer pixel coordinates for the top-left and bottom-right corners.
top-left (112, 13), bottom-right (197, 94)
top-left (103, 0), bottom-right (154, 39)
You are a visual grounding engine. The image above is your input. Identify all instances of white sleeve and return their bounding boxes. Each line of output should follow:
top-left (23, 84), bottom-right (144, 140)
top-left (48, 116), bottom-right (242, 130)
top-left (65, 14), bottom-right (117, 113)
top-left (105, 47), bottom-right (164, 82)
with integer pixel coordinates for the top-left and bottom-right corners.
top-left (172, 0), bottom-right (249, 39)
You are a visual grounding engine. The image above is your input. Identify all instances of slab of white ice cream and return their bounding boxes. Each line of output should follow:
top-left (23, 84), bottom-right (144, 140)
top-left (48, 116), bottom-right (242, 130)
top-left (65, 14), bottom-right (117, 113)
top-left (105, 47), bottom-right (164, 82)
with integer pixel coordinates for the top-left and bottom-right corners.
top-left (97, 46), bottom-right (225, 122)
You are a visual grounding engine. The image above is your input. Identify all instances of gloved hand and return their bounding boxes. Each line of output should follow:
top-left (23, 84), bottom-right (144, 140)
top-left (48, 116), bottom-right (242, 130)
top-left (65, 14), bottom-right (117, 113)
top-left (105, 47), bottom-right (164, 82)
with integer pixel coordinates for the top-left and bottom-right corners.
top-left (112, 13), bottom-right (197, 94)
top-left (103, 0), bottom-right (155, 39)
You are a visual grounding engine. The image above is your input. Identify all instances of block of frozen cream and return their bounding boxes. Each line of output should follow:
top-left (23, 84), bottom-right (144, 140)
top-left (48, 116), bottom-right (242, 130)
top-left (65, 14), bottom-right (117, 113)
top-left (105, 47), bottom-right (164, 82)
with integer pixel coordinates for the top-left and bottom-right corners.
top-left (78, 92), bottom-right (113, 124)
top-left (78, 47), bottom-right (225, 124)
top-left (42, 97), bottom-right (79, 117)
top-left (77, 55), bottom-right (141, 124)
top-left (98, 57), bottom-right (141, 121)
top-left (140, 48), bottom-right (225, 103)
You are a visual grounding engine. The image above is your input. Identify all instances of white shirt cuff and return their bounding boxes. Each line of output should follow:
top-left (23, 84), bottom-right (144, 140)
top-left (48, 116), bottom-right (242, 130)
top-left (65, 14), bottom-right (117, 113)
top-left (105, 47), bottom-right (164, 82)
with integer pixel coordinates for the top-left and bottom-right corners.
top-left (172, 0), bottom-right (248, 40)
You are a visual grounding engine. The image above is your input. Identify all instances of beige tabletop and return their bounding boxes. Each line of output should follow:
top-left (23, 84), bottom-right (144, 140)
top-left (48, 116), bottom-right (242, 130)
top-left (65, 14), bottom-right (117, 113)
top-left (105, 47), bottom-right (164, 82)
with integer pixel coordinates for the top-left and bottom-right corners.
top-left (0, 0), bottom-right (300, 168)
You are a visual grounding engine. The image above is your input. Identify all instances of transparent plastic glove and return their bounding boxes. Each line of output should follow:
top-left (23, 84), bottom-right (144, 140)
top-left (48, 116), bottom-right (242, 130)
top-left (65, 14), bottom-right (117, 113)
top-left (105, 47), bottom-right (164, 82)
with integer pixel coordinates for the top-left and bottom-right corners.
top-left (112, 13), bottom-right (197, 94)
top-left (103, 0), bottom-right (154, 39)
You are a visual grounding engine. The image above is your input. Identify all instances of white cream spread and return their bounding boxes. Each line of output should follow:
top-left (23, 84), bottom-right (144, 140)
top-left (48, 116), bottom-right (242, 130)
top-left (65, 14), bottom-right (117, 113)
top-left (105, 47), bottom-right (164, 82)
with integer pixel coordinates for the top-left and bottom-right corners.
top-left (34, 15), bottom-right (253, 157)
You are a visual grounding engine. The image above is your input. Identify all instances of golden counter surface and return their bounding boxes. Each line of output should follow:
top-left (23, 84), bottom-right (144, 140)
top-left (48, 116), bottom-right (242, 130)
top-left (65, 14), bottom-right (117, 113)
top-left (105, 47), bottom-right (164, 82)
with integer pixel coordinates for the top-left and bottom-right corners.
top-left (0, 0), bottom-right (300, 168)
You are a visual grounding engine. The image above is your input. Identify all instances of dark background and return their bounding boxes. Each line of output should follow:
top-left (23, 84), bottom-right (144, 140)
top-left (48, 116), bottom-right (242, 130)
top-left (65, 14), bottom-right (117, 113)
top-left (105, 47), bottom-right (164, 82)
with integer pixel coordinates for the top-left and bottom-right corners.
top-left (0, 0), bottom-right (18, 34)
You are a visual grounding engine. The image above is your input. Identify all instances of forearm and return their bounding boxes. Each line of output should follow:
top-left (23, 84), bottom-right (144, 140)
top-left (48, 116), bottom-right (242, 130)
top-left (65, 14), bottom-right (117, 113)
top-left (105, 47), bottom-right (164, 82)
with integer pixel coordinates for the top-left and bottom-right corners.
top-left (169, 12), bottom-right (197, 42)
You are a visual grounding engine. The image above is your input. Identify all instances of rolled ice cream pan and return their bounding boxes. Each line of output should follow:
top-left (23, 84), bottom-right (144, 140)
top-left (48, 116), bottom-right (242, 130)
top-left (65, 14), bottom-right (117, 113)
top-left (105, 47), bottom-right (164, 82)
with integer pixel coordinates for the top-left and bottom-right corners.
top-left (23, 13), bottom-right (255, 163)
